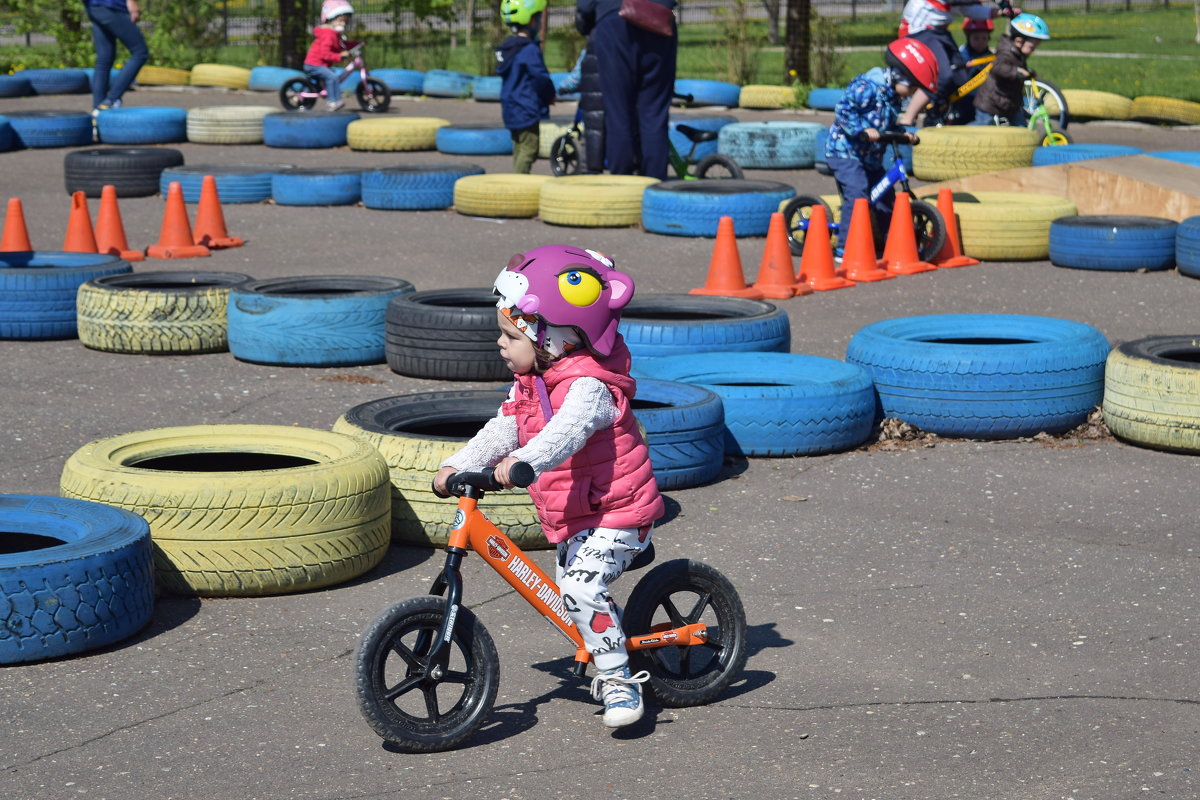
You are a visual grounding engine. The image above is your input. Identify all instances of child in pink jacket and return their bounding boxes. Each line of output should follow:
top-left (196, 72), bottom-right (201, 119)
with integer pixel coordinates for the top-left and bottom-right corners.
top-left (304, 0), bottom-right (359, 111)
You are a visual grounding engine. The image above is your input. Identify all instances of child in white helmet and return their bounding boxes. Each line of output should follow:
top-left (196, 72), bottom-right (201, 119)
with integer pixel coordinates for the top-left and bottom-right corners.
top-left (304, 0), bottom-right (359, 111)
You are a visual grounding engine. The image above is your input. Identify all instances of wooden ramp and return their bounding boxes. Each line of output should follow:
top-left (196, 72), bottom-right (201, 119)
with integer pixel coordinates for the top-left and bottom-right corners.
top-left (919, 155), bottom-right (1200, 220)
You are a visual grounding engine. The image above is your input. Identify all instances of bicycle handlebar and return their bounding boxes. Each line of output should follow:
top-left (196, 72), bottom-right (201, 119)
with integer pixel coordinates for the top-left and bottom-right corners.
top-left (877, 131), bottom-right (916, 145)
top-left (672, 92), bottom-right (695, 104)
top-left (435, 462), bottom-right (536, 498)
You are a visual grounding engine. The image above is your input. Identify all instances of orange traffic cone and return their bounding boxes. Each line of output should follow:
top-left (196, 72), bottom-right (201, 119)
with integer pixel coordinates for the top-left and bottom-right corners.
top-left (1, 198), bottom-right (33, 252)
top-left (690, 216), bottom-right (763, 299)
top-left (880, 193), bottom-right (936, 275)
top-left (95, 185), bottom-right (145, 262)
top-left (752, 212), bottom-right (811, 298)
top-left (798, 203), bottom-right (854, 292)
top-left (62, 191), bottom-right (99, 253)
top-left (930, 188), bottom-right (979, 268)
top-left (840, 198), bottom-right (893, 282)
top-left (192, 175), bottom-right (244, 249)
top-left (146, 182), bottom-right (211, 259)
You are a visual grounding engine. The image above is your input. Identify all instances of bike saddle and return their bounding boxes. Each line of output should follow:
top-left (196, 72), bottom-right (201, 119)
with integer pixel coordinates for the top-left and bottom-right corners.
top-left (628, 542), bottom-right (656, 571)
top-left (675, 124), bottom-right (719, 144)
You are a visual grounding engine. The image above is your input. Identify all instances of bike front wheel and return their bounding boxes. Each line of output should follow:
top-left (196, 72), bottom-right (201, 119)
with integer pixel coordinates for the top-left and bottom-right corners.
top-left (624, 559), bottom-right (748, 708)
top-left (1042, 128), bottom-right (1073, 146)
top-left (1024, 78), bottom-right (1069, 130)
top-left (549, 132), bottom-right (581, 177)
top-left (909, 198), bottom-right (948, 263)
top-left (694, 153), bottom-right (744, 180)
top-left (781, 194), bottom-right (836, 256)
top-left (355, 595), bottom-right (499, 752)
top-left (357, 78), bottom-right (392, 113)
top-left (279, 77), bottom-right (318, 111)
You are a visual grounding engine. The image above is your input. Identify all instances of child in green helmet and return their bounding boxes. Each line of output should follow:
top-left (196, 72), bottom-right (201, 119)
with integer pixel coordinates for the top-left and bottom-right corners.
top-left (496, 0), bottom-right (556, 173)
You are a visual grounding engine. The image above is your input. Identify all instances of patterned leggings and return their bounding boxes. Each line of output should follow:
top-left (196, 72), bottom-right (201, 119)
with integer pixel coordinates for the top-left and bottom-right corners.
top-left (555, 525), bottom-right (652, 672)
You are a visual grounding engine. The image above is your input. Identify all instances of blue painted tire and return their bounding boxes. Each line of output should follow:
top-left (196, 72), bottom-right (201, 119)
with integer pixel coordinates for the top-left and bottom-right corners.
top-left (1032, 143), bottom-right (1143, 166)
top-left (96, 106), bottom-right (188, 144)
top-left (674, 79), bottom-right (741, 108)
top-left (668, 114), bottom-right (738, 163)
top-left (271, 167), bottom-right (364, 206)
top-left (806, 87), bottom-right (843, 110)
top-left (5, 110), bottom-right (93, 148)
top-left (0, 115), bottom-right (13, 152)
top-left (372, 68), bottom-right (424, 94)
top-left (228, 276), bottom-right (416, 367)
top-left (160, 164), bottom-right (294, 203)
top-left (1147, 150), bottom-right (1200, 168)
top-left (551, 72), bottom-right (579, 100)
top-left (632, 353), bottom-right (876, 457)
top-left (0, 74), bottom-right (34, 97)
top-left (0, 252), bottom-right (132, 340)
top-left (17, 67), bottom-right (90, 94)
top-left (717, 121), bottom-right (823, 168)
top-left (1174, 216), bottom-right (1200, 278)
top-left (0, 495), bottom-right (154, 665)
top-left (361, 163), bottom-right (486, 210)
top-left (619, 293), bottom-right (790, 359)
top-left (248, 65), bottom-right (306, 91)
top-left (631, 379), bottom-right (727, 490)
top-left (846, 314), bottom-right (1110, 438)
top-left (263, 110), bottom-right (360, 148)
top-left (422, 69), bottom-right (475, 98)
top-left (1049, 215), bottom-right (1177, 271)
top-left (435, 124), bottom-right (511, 155)
top-left (814, 126), bottom-right (831, 175)
top-left (471, 76), bottom-right (502, 102)
top-left (641, 179), bottom-right (796, 237)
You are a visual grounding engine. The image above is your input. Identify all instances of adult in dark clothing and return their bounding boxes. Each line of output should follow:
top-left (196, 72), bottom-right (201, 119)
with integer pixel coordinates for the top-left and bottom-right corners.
top-left (576, 0), bottom-right (677, 180)
top-left (496, 0), bottom-right (557, 173)
top-left (83, 0), bottom-right (150, 112)
top-left (579, 49), bottom-right (606, 172)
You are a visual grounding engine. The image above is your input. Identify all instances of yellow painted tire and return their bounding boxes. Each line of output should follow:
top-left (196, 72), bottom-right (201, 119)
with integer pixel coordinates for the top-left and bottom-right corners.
top-left (136, 65), bottom-right (191, 86)
top-left (1060, 90), bottom-right (1132, 121)
top-left (346, 116), bottom-right (450, 151)
top-left (189, 63), bottom-right (252, 90)
top-left (332, 393), bottom-right (547, 549)
top-left (539, 174), bottom-right (660, 227)
top-left (454, 173), bottom-right (551, 218)
top-left (1103, 336), bottom-right (1200, 454)
top-left (917, 190), bottom-right (1075, 261)
top-left (1130, 95), bottom-right (1200, 125)
top-left (911, 126), bottom-right (1039, 181)
top-left (737, 84), bottom-right (795, 109)
top-left (186, 105), bottom-right (277, 144)
top-left (59, 425), bottom-right (391, 596)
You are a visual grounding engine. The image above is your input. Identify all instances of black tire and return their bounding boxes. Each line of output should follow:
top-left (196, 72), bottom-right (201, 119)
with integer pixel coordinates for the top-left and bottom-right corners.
top-left (782, 194), bottom-right (836, 256)
top-left (909, 198), bottom-right (948, 263)
top-left (279, 76), bottom-right (318, 110)
top-left (1048, 215), bottom-right (1178, 271)
top-left (694, 153), bottom-right (744, 180)
top-left (632, 379), bottom-right (726, 491)
top-left (356, 78), bottom-right (392, 112)
top-left (623, 559), bottom-right (748, 708)
top-left (618, 293), bottom-right (790, 359)
top-left (64, 147), bottom-right (185, 198)
top-left (1025, 77), bottom-right (1069, 130)
top-left (549, 132), bottom-right (581, 177)
top-left (356, 595), bottom-right (500, 752)
top-left (385, 288), bottom-right (512, 381)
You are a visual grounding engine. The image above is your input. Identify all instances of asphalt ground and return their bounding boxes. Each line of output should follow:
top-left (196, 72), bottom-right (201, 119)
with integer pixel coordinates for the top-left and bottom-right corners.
top-left (2, 86), bottom-right (1199, 800)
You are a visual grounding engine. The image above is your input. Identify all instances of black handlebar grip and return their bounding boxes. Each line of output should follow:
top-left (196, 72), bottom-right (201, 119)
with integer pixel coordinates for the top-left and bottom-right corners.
top-left (508, 461), bottom-right (536, 488)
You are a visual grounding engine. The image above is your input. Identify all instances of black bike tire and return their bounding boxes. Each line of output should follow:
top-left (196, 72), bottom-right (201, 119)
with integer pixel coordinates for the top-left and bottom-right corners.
top-left (357, 78), bottom-right (392, 113)
top-left (356, 595), bottom-right (500, 752)
top-left (694, 153), bottom-right (744, 180)
top-left (782, 194), bottom-right (835, 256)
top-left (1025, 77), bottom-right (1069, 130)
top-left (909, 198), bottom-right (947, 263)
top-left (278, 77), bottom-right (317, 111)
top-left (549, 133), bottom-right (580, 177)
top-left (623, 559), bottom-right (748, 708)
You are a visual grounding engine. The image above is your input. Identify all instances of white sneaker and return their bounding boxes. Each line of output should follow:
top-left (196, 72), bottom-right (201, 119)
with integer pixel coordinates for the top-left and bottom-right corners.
top-left (590, 665), bottom-right (650, 728)
top-left (326, 100), bottom-right (345, 111)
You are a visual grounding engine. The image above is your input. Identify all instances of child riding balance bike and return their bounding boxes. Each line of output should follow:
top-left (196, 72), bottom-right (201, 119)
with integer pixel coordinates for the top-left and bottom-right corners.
top-left (280, 1), bottom-right (390, 113)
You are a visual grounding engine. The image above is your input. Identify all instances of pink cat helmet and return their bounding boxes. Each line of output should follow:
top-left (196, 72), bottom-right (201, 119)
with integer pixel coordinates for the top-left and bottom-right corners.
top-left (494, 245), bottom-right (635, 358)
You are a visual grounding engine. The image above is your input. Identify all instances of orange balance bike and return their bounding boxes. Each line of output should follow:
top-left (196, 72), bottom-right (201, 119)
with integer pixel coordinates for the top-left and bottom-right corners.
top-left (355, 463), bottom-right (748, 752)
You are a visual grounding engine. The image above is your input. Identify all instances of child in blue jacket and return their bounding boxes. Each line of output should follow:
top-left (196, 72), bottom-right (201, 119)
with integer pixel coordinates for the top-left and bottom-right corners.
top-left (496, 0), bottom-right (556, 173)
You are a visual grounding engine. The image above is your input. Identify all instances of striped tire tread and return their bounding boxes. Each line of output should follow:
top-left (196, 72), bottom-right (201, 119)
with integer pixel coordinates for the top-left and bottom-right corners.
top-left (641, 179), bottom-right (796, 237)
top-left (0, 252), bottom-right (133, 340)
top-left (347, 117), bottom-right (450, 151)
top-left (385, 288), bottom-right (501, 340)
top-left (632, 379), bottom-right (726, 490)
top-left (539, 175), bottom-right (660, 227)
top-left (911, 126), bottom-right (1039, 181)
top-left (619, 293), bottom-right (790, 359)
top-left (1102, 335), bottom-right (1200, 454)
top-left (63, 147), bottom-right (185, 197)
top-left (361, 163), bottom-right (486, 210)
top-left (454, 174), bottom-right (550, 217)
top-left (160, 164), bottom-right (295, 203)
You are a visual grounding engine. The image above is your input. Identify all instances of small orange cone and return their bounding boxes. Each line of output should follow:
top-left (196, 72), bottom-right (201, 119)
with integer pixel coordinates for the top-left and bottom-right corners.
top-left (930, 188), bottom-right (979, 268)
top-left (840, 198), bottom-right (893, 282)
top-left (192, 175), bottom-right (244, 249)
top-left (62, 191), bottom-right (99, 253)
top-left (95, 185), bottom-right (145, 262)
top-left (881, 193), bottom-right (936, 275)
top-left (752, 212), bottom-right (811, 298)
top-left (798, 204), bottom-right (854, 292)
top-left (690, 216), bottom-right (763, 299)
top-left (146, 182), bottom-right (211, 259)
top-left (1, 198), bottom-right (33, 252)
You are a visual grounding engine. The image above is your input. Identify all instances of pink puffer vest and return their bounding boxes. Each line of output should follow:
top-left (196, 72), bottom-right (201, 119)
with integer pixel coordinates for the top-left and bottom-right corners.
top-left (502, 337), bottom-right (664, 543)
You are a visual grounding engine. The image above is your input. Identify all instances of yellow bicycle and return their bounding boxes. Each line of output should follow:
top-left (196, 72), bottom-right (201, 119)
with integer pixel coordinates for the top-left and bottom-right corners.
top-left (944, 54), bottom-right (1071, 145)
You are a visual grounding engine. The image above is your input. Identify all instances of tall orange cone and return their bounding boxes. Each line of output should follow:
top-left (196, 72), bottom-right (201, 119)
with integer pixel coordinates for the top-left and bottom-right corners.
top-left (798, 203), bottom-right (854, 292)
top-left (95, 185), bottom-right (145, 262)
top-left (62, 191), bottom-right (99, 253)
top-left (1, 198), bottom-right (33, 252)
top-left (840, 198), bottom-right (893, 282)
top-left (690, 216), bottom-right (763, 298)
top-left (752, 212), bottom-right (811, 298)
top-left (930, 188), bottom-right (979, 268)
top-left (146, 181), bottom-right (211, 259)
top-left (880, 192), bottom-right (936, 275)
top-left (192, 175), bottom-right (244, 249)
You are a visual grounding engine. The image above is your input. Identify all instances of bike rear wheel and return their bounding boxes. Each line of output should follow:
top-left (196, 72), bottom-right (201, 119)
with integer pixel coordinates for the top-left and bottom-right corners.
top-left (623, 559), bottom-right (748, 708)
top-left (1024, 78), bottom-right (1069, 130)
top-left (549, 132), bottom-right (581, 177)
top-left (694, 153), bottom-right (744, 180)
top-left (356, 595), bottom-right (499, 752)
top-left (357, 78), bottom-right (392, 113)
top-left (279, 77), bottom-right (318, 111)
top-left (909, 198), bottom-right (948, 263)
top-left (782, 194), bottom-right (836, 256)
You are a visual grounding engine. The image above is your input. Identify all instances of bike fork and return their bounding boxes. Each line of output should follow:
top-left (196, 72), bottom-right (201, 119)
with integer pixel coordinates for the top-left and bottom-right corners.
top-left (422, 548), bottom-right (467, 678)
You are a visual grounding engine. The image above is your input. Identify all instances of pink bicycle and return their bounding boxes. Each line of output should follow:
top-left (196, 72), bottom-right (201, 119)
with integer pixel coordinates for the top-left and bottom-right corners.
top-left (279, 44), bottom-right (391, 113)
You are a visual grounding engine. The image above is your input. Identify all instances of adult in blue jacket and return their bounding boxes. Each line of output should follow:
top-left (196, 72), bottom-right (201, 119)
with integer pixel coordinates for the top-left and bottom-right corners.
top-left (82, 0), bottom-right (150, 113)
top-left (497, 0), bottom-right (557, 173)
top-left (576, 0), bottom-right (677, 180)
